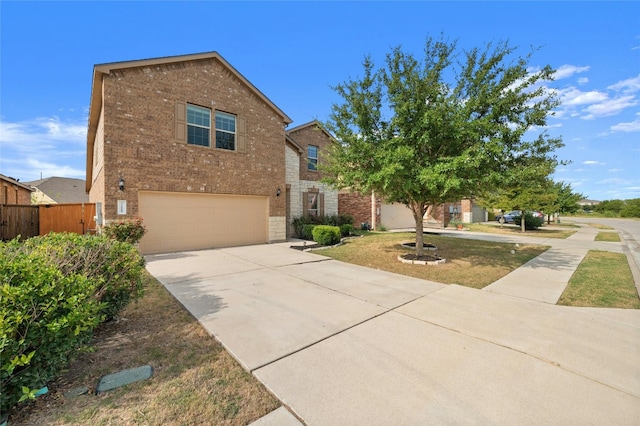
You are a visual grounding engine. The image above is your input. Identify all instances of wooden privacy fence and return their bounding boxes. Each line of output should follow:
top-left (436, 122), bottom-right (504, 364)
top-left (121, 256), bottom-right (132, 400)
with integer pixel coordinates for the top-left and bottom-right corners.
top-left (0, 204), bottom-right (39, 241)
top-left (0, 203), bottom-right (97, 241)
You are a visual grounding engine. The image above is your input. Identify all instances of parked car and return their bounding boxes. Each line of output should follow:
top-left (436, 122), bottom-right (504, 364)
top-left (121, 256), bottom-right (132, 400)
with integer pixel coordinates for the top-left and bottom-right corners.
top-left (495, 211), bottom-right (520, 224)
top-left (496, 210), bottom-right (543, 224)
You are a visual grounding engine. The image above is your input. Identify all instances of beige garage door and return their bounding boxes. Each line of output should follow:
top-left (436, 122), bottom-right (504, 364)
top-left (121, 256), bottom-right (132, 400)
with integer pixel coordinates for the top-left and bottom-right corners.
top-left (138, 191), bottom-right (268, 254)
top-left (380, 203), bottom-right (415, 229)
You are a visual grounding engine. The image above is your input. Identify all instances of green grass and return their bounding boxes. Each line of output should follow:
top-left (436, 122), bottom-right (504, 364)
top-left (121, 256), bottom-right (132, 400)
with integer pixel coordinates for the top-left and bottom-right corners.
top-left (320, 232), bottom-right (549, 288)
top-left (588, 223), bottom-right (615, 230)
top-left (595, 232), bottom-right (621, 242)
top-left (558, 251), bottom-right (640, 309)
top-left (465, 223), bottom-right (576, 238)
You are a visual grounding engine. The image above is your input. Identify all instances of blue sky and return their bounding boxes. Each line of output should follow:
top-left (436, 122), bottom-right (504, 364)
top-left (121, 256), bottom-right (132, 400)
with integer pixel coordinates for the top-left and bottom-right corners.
top-left (1, 1), bottom-right (638, 201)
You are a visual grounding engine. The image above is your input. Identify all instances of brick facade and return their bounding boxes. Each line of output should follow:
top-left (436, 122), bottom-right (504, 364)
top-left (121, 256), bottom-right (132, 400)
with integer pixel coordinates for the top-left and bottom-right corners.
top-left (87, 53), bottom-right (291, 242)
top-left (338, 191), bottom-right (381, 229)
top-left (285, 121), bottom-right (339, 235)
top-left (0, 175), bottom-right (33, 205)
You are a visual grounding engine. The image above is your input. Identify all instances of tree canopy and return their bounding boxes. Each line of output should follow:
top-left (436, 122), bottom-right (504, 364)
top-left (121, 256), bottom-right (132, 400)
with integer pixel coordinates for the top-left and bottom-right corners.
top-left (322, 36), bottom-right (564, 255)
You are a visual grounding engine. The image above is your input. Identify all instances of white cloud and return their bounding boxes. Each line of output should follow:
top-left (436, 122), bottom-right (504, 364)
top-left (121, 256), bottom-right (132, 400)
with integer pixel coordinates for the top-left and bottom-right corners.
top-left (0, 116), bottom-right (87, 181)
top-left (582, 95), bottom-right (638, 120)
top-left (577, 77), bottom-right (589, 85)
top-left (0, 116), bottom-right (86, 146)
top-left (553, 65), bottom-right (590, 80)
top-left (610, 113), bottom-right (640, 133)
top-left (608, 74), bottom-right (640, 93)
top-left (608, 168), bottom-right (623, 172)
top-left (583, 160), bottom-right (604, 165)
top-left (597, 177), bottom-right (634, 185)
top-left (559, 87), bottom-right (608, 106)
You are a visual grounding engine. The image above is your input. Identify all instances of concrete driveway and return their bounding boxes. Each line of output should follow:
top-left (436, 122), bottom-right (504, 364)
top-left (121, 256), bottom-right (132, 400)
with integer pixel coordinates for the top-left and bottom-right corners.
top-left (146, 241), bottom-right (640, 425)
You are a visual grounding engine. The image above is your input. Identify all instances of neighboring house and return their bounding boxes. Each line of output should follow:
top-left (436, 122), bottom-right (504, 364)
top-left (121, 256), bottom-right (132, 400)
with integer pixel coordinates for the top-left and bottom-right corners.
top-left (578, 199), bottom-right (600, 206)
top-left (285, 120), bottom-right (338, 236)
top-left (24, 177), bottom-right (89, 204)
top-left (0, 174), bottom-right (34, 205)
top-left (86, 52), bottom-right (294, 254)
top-left (339, 192), bottom-right (487, 230)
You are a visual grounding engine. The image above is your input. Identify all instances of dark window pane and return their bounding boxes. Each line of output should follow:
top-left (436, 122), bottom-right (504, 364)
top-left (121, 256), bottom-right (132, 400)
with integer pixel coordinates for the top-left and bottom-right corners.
top-left (216, 130), bottom-right (235, 150)
top-left (188, 126), bottom-right (210, 146)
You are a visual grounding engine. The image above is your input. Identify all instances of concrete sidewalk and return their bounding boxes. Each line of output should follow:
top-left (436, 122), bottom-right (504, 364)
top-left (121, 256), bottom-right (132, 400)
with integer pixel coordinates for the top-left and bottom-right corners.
top-left (428, 223), bottom-right (626, 303)
top-left (145, 223), bottom-right (640, 425)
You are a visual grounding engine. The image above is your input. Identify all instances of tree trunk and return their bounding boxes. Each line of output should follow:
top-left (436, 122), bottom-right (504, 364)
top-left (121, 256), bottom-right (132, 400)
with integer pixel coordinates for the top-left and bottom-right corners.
top-left (410, 201), bottom-right (427, 257)
top-left (521, 210), bottom-right (526, 232)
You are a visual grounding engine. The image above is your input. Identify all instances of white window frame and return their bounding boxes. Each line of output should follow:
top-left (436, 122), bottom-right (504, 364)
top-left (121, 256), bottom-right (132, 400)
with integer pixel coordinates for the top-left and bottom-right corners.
top-left (215, 111), bottom-right (236, 151)
top-left (187, 104), bottom-right (211, 147)
top-left (308, 145), bottom-right (318, 171)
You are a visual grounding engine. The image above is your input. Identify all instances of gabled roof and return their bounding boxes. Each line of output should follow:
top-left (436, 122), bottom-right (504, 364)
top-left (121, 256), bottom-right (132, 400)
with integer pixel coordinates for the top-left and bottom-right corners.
top-left (286, 119), bottom-right (334, 140)
top-left (0, 174), bottom-right (34, 192)
top-left (86, 51), bottom-right (293, 191)
top-left (285, 134), bottom-right (304, 154)
top-left (24, 176), bottom-right (88, 203)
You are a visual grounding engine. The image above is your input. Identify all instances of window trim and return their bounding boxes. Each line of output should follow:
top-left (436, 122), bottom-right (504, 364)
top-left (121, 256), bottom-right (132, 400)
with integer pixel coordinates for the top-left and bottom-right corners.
top-left (186, 104), bottom-right (211, 147)
top-left (215, 111), bottom-right (237, 151)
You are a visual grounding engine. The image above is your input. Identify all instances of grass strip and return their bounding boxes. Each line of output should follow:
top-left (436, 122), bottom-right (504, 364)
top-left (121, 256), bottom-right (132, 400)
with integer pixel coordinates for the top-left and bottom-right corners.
top-left (594, 231), bottom-right (620, 242)
top-left (9, 273), bottom-right (280, 425)
top-left (320, 232), bottom-right (548, 289)
top-left (587, 223), bottom-right (615, 230)
top-left (464, 223), bottom-right (576, 239)
top-left (558, 250), bottom-right (640, 309)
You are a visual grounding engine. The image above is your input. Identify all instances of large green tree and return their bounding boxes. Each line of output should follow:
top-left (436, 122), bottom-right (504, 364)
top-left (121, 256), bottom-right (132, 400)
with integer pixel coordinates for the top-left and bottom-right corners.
top-left (322, 37), bottom-right (564, 255)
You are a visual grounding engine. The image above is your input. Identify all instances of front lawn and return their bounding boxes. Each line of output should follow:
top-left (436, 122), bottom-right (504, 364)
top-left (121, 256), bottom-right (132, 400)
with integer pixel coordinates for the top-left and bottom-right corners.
top-left (319, 232), bottom-right (549, 289)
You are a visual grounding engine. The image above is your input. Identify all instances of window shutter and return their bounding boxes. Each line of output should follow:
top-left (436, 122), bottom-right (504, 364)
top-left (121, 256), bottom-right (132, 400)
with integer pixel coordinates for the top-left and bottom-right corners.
top-left (175, 101), bottom-right (186, 142)
top-left (302, 192), bottom-right (309, 215)
top-left (237, 116), bottom-right (246, 153)
top-left (319, 193), bottom-right (325, 216)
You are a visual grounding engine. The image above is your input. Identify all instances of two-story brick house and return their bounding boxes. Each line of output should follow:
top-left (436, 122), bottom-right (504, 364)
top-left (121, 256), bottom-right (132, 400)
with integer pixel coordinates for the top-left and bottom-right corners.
top-left (87, 52), bottom-right (344, 254)
top-left (86, 52), bottom-right (296, 254)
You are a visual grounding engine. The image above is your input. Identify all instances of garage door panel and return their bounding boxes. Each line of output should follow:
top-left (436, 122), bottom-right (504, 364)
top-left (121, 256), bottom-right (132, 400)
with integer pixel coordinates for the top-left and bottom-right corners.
top-left (380, 203), bottom-right (415, 229)
top-left (138, 191), bottom-right (268, 254)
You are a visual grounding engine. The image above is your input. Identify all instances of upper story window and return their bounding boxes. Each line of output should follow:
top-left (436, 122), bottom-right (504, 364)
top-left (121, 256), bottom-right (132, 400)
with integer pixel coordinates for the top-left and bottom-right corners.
top-left (215, 112), bottom-right (236, 150)
top-left (187, 104), bottom-right (211, 147)
top-left (307, 145), bottom-right (318, 171)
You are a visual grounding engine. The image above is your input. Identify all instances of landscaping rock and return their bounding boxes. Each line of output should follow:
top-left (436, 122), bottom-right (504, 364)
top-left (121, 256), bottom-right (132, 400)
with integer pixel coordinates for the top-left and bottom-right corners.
top-left (64, 386), bottom-right (90, 398)
top-left (96, 365), bottom-right (153, 394)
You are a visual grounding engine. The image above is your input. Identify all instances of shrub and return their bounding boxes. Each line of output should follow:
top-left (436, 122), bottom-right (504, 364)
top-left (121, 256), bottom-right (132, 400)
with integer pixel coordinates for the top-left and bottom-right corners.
top-left (312, 225), bottom-right (341, 246)
top-left (102, 217), bottom-right (147, 244)
top-left (339, 224), bottom-right (355, 237)
top-left (21, 233), bottom-right (146, 320)
top-left (514, 212), bottom-right (544, 230)
top-left (0, 233), bottom-right (147, 415)
top-left (292, 214), bottom-right (354, 239)
top-left (324, 214), bottom-right (354, 227)
top-left (302, 224), bottom-right (316, 241)
top-left (0, 238), bottom-right (104, 415)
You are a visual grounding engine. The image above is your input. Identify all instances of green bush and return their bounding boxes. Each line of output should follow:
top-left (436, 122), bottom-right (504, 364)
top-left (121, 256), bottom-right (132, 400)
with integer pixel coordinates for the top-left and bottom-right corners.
top-left (312, 225), bottom-right (341, 246)
top-left (0, 239), bottom-right (103, 415)
top-left (339, 224), bottom-right (355, 237)
top-left (324, 214), bottom-right (354, 227)
top-left (0, 233), bottom-right (147, 415)
top-left (102, 217), bottom-right (147, 244)
top-left (302, 224), bottom-right (316, 241)
top-left (21, 233), bottom-right (146, 320)
top-left (292, 214), bottom-right (353, 239)
top-left (514, 212), bottom-right (544, 230)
